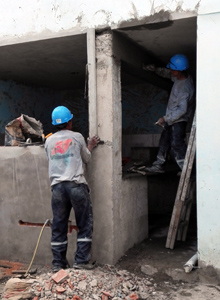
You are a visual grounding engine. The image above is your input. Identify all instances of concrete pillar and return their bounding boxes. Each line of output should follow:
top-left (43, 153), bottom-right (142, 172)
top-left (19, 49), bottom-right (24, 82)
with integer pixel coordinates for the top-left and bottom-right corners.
top-left (87, 30), bottom-right (121, 264)
top-left (197, 12), bottom-right (220, 268)
top-left (87, 30), bottom-right (148, 265)
top-left (87, 28), bottom-right (97, 137)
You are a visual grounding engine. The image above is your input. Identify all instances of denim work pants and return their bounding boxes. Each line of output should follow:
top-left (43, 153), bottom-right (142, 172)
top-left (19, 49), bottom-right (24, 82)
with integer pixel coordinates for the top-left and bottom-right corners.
top-left (153, 121), bottom-right (187, 170)
top-left (51, 181), bottom-right (93, 268)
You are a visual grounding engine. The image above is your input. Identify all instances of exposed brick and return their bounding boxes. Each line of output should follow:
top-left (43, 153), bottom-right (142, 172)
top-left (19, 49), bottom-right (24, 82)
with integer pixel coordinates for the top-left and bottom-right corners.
top-left (73, 295), bottom-right (82, 300)
top-left (52, 269), bottom-right (69, 284)
top-left (129, 293), bottom-right (139, 300)
top-left (56, 286), bottom-right (66, 293)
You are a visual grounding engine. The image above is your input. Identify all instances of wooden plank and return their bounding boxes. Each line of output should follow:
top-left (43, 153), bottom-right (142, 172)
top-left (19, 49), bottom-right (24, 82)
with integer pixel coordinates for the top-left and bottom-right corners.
top-left (181, 180), bottom-right (196, 241)
top-left (177, 181), bottom-right (193, 241)
top-left (168, 137), bottom-right (196, 249)
top-left (165, 113), bottom-right (196, 249)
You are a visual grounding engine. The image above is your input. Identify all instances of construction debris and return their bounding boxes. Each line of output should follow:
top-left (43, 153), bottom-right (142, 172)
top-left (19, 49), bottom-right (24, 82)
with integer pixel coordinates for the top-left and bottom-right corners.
top-left (1, 265), bottom-right (169, 300)
top-left (183, 253), bottom-right (198, 273)
top-left (122, 161), bottom-right (148, 176)
top-left (2, 278), bottom-right (35, 300)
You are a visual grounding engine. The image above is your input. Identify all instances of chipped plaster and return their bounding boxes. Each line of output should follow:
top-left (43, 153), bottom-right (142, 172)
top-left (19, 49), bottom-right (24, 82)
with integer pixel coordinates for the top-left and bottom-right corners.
top-left (0, 0), bottom-right (212, 46)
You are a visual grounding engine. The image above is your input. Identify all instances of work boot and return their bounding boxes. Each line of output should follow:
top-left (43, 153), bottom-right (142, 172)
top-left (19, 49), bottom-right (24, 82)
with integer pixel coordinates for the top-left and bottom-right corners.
top-left (72, 262), bottom-right (96, 270)
top-left (52, 265), bottom-right (63, 273)
top-left (145, 164), bottom-right (165, 173)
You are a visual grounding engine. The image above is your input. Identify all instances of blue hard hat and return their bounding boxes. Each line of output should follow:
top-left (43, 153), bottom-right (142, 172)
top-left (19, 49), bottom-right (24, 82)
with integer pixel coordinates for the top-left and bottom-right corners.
top-left (166, 54), bottom-right (189, 71)
top-left (51, 106), bottom-right (73, 125)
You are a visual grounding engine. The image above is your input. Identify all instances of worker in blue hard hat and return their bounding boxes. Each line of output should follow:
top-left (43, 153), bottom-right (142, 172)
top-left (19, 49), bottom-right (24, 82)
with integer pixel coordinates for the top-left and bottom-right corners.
top-left (45, 105), bottom-right (100, 271)
top-left (145, 54), bottom-right (195, 173)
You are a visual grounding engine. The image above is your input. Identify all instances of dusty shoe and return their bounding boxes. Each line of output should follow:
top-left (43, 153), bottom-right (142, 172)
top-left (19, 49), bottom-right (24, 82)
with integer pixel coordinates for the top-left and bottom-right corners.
top-left (145, 165), bottom-right (165, 173)
top-left (73, 262), bottom-right (96, 270)
top-left (52, 265), bottom-right (63, 273)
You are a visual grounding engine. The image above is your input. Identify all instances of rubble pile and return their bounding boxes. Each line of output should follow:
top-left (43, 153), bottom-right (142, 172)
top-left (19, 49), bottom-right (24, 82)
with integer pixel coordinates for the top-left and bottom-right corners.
top-left (3, 265), bottom-right (172, 300)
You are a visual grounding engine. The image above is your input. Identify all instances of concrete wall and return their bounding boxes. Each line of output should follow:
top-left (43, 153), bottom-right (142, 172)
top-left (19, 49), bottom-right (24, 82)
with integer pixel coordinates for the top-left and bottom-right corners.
top-left (0, 0), bottom-right (201, 46)
top-left (1, 0), bottom-right (220, 270)
top-left (87, 31), bottom-right (149, 264)
top-left (197, 11), bottom-right (220, 269)
top-left (0, 146), bottom-right (79, 266)
top-left (0, 146), bottom-right (52, 264)
top-left (0, 80), bottom-right (60, 144)
top-left (0, 80), bottom-right (90, 145)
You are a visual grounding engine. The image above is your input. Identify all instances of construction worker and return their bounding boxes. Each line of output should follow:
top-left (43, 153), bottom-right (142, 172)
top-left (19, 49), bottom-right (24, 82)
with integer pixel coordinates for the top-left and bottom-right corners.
top-left (145, 54), bottom-right (195, 173)
top-left (45, 105), bottom-right (100, 272)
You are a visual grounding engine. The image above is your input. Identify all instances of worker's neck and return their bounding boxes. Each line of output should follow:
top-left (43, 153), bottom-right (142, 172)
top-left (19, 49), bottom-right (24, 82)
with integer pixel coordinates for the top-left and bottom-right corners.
top-left (177, 72), bottom-right (187, 80)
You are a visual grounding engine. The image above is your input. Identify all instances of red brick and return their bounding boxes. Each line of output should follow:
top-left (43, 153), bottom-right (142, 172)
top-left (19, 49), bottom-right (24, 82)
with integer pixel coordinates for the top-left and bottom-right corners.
top-left (52, 269), bottom-right (69, 283)
top-left (102, 291), bottom-right (111, 297)
top-left (129, 293), bottom-right (139, 300)
top-left (73, 295), bottom-right (82, 300)
top-left (56, 286), bottom-right (66, 293)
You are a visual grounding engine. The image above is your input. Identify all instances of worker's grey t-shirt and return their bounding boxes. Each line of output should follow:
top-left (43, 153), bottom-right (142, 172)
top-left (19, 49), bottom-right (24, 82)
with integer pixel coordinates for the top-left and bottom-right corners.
top-left (164, 76), bottom-right (194, 125)
top-left (45, 130), bottom-right (91, 186)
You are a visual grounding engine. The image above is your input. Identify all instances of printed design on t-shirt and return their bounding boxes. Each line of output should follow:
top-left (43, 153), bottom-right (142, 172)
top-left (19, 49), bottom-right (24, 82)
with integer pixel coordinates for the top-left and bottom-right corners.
top-left (51, 139), bottom-right (74, 159)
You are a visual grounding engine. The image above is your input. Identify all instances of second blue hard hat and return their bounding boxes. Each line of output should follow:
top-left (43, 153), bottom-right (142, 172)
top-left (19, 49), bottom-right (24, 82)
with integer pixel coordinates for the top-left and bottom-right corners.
top-left (52, 106), bottom-right (73, 125)
top-left (166, 54), bottom-right (189, 71)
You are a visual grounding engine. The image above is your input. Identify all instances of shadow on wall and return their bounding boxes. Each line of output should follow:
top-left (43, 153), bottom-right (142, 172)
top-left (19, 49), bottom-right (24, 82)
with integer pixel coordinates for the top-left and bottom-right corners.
top-left (122, 82), bottom-right (168, 135)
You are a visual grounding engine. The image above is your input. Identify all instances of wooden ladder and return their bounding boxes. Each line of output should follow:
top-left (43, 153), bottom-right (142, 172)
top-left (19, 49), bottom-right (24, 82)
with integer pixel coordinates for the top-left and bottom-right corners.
top-left (165, 112), bottom-right (196, 249)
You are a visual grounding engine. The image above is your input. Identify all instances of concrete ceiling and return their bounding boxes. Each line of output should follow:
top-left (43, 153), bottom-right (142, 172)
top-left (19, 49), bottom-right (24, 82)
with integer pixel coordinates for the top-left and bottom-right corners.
top-left (118, 17), bottom-right (197, 69)
top-left (0, 34), bottom-right (88, 90)
top-left (0, 17), bottom-right (196, 90)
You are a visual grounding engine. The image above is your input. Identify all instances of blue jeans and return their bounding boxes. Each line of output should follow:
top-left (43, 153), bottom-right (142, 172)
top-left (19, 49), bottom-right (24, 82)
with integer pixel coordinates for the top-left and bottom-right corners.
top-left (153, 121), bottom-right (187, 170)
top-left (51, 181), bottom-right (93, 267)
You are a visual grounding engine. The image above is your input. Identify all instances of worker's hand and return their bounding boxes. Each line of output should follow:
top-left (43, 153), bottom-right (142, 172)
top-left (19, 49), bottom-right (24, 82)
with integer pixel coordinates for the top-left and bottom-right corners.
top-left (87, 135), bottom-right (100, 152)
top-left (157, 117), bottom-right (165, 125)
top-left (142, 64), bottom-right (156, 72)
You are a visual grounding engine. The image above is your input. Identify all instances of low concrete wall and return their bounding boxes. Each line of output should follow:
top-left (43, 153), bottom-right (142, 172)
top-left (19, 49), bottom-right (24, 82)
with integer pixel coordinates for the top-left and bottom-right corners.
top-left (120, 176), bottom-right (148, 253)
top-left (0, 146), bottom-right (77, 266)
top-left (0, 145), bottom-right (148, 266)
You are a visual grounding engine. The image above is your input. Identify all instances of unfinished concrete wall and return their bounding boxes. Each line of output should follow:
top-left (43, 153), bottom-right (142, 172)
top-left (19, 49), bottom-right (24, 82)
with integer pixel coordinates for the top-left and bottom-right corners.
top-left (0, 146), bottom-right (79, 266)
top-left (1, 0), bottom-right (220, 271)
top-left (0, 80), bottom-right (60, 144)
top-left (0, 80), bottom-right (88, 145)
top-left (0, 147), bottom-right (52, 264)
top-left (122, 83), bottom-right (168, 158)
top-left (0, 0), bottom-right (199, 46)
top-left (197, 10), bottom-right (220, 270)
top-left (87, 31), bottom-right (148, 264)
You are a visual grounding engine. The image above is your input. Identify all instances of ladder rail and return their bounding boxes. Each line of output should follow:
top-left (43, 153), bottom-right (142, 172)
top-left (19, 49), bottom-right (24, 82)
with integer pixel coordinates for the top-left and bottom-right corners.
top-left (165, 113), bottom-right (196, 249)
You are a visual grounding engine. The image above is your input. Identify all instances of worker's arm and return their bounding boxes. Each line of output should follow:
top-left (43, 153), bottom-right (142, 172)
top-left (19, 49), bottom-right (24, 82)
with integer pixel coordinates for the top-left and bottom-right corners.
top-left (80, 135), bottom-right (100, 163)
top-left (142, 64), bottom-right (172, 79)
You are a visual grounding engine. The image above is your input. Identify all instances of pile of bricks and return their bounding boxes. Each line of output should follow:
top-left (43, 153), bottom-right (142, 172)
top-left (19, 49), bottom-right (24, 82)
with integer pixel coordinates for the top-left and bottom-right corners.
top-left (27, 265), bottom-right (166, 300)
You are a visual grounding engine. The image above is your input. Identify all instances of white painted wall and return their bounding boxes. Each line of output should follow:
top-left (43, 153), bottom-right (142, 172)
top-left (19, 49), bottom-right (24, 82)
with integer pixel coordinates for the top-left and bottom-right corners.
top-left (0, 0), bottom-right (202, 45)
top-left (197, 12), bottom-right (220, 268)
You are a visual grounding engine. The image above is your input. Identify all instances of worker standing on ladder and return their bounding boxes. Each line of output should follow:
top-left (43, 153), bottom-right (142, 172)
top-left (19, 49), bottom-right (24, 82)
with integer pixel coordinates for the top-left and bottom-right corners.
top-left (145, 54), bottom-right (195, 173)
top-left (45, 106), bottom-right (100, 272)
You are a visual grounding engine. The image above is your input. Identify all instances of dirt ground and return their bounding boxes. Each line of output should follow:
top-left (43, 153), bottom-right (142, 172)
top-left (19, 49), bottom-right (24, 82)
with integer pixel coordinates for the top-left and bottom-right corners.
top-left (1, 213), bottom-right (220, 299)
